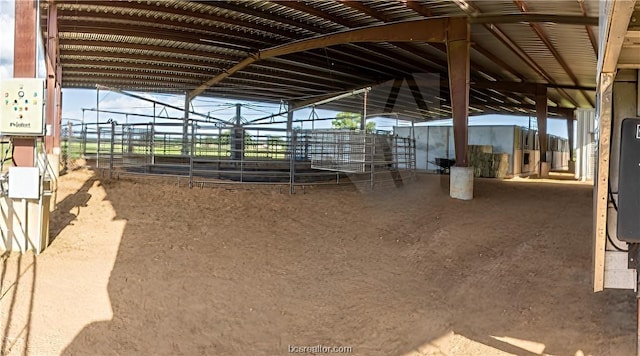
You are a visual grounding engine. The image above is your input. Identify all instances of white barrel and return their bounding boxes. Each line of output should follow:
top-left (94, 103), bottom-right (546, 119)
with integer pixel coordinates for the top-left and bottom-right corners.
top-left (450, 166), bottom-right (473, 200)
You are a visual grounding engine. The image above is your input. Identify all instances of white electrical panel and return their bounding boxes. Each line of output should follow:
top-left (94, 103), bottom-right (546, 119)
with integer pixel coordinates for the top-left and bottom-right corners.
top-left (8, 167), bottom-right (40, 199)
top-left (0, 78), bottom-right (45, 136)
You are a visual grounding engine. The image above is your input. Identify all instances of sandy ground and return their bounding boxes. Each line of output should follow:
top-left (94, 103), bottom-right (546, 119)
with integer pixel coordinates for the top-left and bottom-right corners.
top-left (0, 168), bottom-right (636, 356)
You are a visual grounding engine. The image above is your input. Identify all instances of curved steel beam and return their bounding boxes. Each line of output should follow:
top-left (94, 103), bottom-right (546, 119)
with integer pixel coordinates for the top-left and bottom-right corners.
top-left (189, 13), bottom-right (599, 99)
top-left (189, 17), bottom-right (450, 99)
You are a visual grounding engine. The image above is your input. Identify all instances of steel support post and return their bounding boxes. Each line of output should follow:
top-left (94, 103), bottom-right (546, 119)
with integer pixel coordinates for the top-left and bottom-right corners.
top-left (96, 88), bottom-right (100, 167)
top-left (231, 104), bottom-right (243, 162)
top-left (286, 101), bottom-right (295, 161)
top-left (54, 66), bottom-right (62, 151)
top-left (286, 102), bottom-right (295, 135)
top-left (151, 102), bottom-right (156, 165)
top-left (446, 17), bottom-right (470, 167)
top-left (182, 92), bottom-right (190, 156)
top-left (566, 112), bottom-right (575, 162)
top-left (189, 122), bottom-right (196, 188)
top-left (370, 135), bottom-right (375, 191)
top-left (109, 121), bottom-right (115, 178)
top-left (45, 1), bottom-right (59, 153)
top-left (361, 90), bottom-right (368, 131)
top-left (536, 85), bottom-right (549, 168)
top-left (12, 0), bottom-right (38, 167)
top-left (96, 127), bottom-right (101, 169)
top-left (289, 131), bottom-right (296, 194)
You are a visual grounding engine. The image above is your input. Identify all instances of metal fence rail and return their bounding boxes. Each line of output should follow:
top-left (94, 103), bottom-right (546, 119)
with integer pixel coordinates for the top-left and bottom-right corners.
top-left (64, 121), bottom-right (416, 192)
top-left (309, 130), bottom-right (368, 173)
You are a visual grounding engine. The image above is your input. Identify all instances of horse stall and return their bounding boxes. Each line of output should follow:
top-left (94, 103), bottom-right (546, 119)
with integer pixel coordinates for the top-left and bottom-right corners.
top-left (395, 124), bottom-right (570, 178)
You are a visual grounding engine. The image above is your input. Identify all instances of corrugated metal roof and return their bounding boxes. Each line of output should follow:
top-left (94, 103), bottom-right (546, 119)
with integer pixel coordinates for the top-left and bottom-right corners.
top-left (541, 23), bottom-right (598, 86)
top-left (499, 23), bottom-right (571, 82)
top-left (470, 25), bottom-right (544, 81)
top-left (42, 0), bottom-right (599, 120)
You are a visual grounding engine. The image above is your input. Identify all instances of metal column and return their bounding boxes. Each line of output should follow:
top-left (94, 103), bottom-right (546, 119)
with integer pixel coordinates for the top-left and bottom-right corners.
top-left (45, 0), bottom-right (59, 154)
top-left (286, 101), bottom-right (295, 134)
top-left (44, 16), bottom-right (55, 151)
top-left (232, 104), bottom-right (243, 161)
top-left (54, 64), bottom-right (62, 151)
top-left (566, 112), bottom-right (575, 162)
top-left (361, 90), bottom-right (368, 131)
top-left (536, 85), bottom-right (549, 166)
top-left (182, 92), bottom-right (190, 155)
top-left (12, 0), bottom-right (38, 167)
top-left (446, 17), bottom-right (470, 167)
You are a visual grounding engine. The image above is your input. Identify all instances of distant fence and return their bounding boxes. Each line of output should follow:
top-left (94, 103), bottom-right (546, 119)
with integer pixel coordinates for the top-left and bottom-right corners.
top-left (62, 121), bottom-right (416, 192)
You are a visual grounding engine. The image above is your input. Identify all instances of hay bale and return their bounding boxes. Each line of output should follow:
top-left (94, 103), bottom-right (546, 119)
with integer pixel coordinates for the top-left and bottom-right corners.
top-left (468, 149), bottom-right (510, 178)
top-left (467, 145), bottom-right (492, 162)
top-left (469, 152), bottom-right (494, 177)
top-left (491, 153), bottom-right (509, 178)
top-left (468, 145), bottom-right (493, 177)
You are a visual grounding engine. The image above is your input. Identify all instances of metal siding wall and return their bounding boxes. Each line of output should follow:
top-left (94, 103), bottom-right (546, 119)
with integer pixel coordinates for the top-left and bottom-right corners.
top-left (404, 125), bottom-right (519, 175)
top-left (575, 108), bottom-right (596, 180)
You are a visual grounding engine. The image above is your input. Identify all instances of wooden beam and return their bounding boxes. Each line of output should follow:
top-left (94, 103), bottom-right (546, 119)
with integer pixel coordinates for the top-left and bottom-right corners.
top-left (598, 0), bottom-right (636, 74)
top-left (593, 72), bottom-right (614, 292)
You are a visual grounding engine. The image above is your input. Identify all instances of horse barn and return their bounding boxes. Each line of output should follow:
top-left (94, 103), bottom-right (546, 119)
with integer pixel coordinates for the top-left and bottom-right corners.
top-left (1, 0), bottom-right (640, 354)
top-left (396, 124), bottom-right (572, 176)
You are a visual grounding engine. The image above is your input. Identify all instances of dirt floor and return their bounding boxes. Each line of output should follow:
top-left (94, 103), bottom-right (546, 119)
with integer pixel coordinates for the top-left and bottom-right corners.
top-left (0, 168), bottom-right (636, 355)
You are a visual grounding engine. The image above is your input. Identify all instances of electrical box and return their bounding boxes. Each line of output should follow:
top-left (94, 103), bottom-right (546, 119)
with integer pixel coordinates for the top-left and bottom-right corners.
top-left (617, 118), bottom-right (640, 242)
top-left (0, 78), bottom-right (45, 136)
top-left (8, 167), bottom-right (40, 200)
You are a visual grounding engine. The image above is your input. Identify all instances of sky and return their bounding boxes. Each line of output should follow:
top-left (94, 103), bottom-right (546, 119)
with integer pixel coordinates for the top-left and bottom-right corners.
top-left (1, 0), bottom-right (570, 139)
top-left (0, 0), bottom-right (15, 80)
